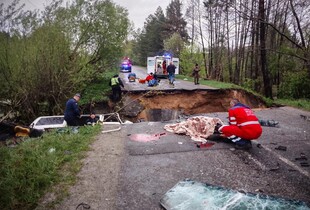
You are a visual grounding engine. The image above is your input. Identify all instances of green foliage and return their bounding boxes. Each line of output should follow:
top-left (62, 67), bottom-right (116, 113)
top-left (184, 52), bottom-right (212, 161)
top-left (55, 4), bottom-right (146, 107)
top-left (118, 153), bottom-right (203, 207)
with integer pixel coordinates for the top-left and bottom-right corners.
top-left (278, 71), bottom-right (310, 99)
top-left (267, 47), bottom-right (298, 78)
top-left (164, 33), bottom-right (185, 58)
top-left (133, 0), bottom-right (188, 66)
top-left (274, 98), bottom-right (310, 111)
top-left (242, 78), bottom-right (256, 90)
top-left (0, 0), bottom-right (130, 122)
top-left (135, 7), bottom-right (166, 65)
top-left (80, 71), bottom-right (117, 105)
top-left (179, 45), bottom-right (205, 76)
top-left (164, 0), bottom-right (188, 41)
top-left (0, 125), bottom-right (101, 210)
top-left (175, 74), bottom-right (240, 89)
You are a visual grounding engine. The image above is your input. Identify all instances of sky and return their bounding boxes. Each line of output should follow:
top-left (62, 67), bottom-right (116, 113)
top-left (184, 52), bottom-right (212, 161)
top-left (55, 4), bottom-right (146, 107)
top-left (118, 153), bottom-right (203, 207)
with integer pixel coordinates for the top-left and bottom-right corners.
top-left (2, 0), bottom-right (172, 29)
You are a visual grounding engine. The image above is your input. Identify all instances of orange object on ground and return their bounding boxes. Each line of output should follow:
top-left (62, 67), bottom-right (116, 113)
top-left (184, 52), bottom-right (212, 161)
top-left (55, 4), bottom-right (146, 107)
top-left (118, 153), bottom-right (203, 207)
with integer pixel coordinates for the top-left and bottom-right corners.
top-left (139, 79), bottom-right (146, 83)
top-left (14, 126), bottom-right (30, 137)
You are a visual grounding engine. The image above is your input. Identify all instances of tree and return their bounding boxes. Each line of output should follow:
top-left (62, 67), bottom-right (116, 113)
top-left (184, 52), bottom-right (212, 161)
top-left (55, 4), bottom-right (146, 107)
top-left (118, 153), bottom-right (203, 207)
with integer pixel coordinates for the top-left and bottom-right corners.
top-left (164, 0), bottom-right (189, 41)
top-left (133, 7), bottom-right (166, 65)
top-left (259, 0), bottom-right (272, 98)
top-left (164, 32), bottom-right (185, 59)
top-left (0, 0), bottom-right (130, 121)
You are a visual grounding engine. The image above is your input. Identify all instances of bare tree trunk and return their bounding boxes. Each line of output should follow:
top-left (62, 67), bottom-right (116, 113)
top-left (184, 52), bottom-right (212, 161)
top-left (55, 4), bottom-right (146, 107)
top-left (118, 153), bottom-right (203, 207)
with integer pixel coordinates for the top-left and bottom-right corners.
top-left (289, 0), bottom-right (310, 78)
top-left (259, 0), bottom-right (272, 98)
top-left (191, 5), bottom-right (194, 54)
top-left (197, 0), bottom-right (208, 78)
top-left (226, 4), bottom-right (233, 82)
top-left (209, 5), bottom-right (214, 79)
top-left (233, 2), bottom-right (240, 84)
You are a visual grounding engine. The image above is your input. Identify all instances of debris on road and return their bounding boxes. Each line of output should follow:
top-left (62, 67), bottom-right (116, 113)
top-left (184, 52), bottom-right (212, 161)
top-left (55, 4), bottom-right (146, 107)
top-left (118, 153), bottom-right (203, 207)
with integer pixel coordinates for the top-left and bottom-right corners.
top-left (164, 116), bottom-right (223, 142)
top-left (196, 142), bottom-right (215, 149)
top-left (300, 115), bottom-right (310, 121)
top-left (300, 162), bottom-right (309, 167)
top-left (259, 119), bottom-right (279, 127)
top-left (275, 145), bottom-right (287, 151)
top-left (160, 180), bottom-right (310, 210)
top-left (295, 153), bottom-right (308, 161)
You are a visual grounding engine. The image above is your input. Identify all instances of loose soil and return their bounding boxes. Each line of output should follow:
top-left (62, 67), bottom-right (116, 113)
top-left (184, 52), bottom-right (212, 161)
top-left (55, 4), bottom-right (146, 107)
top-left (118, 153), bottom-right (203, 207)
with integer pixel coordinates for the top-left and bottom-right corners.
top-left (119, 89), bottom-right (266, 122)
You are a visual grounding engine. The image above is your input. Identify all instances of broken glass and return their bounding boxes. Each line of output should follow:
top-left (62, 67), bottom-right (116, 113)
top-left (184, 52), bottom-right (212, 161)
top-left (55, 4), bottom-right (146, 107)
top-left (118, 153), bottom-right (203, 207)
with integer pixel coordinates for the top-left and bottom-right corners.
top-left (160, 180), bottom-right (309, 210)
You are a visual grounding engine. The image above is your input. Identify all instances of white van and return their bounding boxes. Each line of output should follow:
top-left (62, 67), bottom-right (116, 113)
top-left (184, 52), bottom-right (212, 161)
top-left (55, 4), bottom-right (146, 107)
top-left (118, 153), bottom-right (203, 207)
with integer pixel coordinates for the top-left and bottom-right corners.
top-left (147, 56), bottom-right (179, 78)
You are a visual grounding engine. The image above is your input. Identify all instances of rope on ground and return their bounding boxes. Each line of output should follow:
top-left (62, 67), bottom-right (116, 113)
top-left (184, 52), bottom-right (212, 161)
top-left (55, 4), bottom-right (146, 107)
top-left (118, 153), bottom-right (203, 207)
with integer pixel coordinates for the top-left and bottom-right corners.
top-left (76, 202), bottom-right (90, 210)
top-left (103, 89), bottom-right (159, 122)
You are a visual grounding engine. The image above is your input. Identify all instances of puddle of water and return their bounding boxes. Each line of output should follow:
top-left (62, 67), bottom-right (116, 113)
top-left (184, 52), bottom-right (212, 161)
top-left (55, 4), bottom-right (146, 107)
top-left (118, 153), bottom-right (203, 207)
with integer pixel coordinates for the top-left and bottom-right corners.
top-left (129, 133), bottom-right (166, 142)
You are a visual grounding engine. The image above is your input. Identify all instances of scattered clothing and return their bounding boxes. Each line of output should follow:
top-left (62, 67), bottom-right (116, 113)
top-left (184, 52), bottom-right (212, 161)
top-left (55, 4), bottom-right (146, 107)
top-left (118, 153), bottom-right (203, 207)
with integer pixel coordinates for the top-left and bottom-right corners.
top-left (164, 116), bottom-right (223, 142)
top-left (148, 78), bottom-right (158, 87)
top-left (259, 119), bottom-right (279, 127)
top-left (0, 122), bottom-right (43, 141)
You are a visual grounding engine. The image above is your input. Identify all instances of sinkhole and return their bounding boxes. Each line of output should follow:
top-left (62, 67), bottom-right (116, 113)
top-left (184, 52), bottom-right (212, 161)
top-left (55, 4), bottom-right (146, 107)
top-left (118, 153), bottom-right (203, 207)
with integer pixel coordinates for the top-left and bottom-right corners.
top-left (110, 89), bottom-right (267, 123)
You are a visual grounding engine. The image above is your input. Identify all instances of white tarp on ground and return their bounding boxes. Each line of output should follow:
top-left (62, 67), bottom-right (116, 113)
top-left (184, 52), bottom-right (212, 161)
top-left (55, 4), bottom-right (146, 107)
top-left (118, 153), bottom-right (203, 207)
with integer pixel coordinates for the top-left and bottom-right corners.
top-left (164, 116), bottom-right (223, 142)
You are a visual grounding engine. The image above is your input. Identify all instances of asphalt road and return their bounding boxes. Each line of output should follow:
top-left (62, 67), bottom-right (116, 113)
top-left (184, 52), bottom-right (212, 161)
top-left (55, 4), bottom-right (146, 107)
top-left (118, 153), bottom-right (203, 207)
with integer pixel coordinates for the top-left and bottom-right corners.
top-left (51, 68), bottom-right (310, 210)
top-left (119, 65), bottom-right (217, 91)
top-left (113, 107), bottom-right (310, 209)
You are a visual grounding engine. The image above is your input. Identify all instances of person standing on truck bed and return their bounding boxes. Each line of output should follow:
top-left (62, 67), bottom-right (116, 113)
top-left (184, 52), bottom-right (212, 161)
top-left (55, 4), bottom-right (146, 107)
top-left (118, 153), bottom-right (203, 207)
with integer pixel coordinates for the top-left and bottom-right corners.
top-left (167, 61), bottom-right (176, 85)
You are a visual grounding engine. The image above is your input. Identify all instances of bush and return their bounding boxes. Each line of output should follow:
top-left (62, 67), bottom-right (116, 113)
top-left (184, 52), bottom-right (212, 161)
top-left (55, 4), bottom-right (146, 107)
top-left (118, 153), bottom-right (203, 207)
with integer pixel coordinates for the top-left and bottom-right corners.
top-left (278, 72), bottom-right (310, 99)
top-left (0, 125), bottom-right (101, 210)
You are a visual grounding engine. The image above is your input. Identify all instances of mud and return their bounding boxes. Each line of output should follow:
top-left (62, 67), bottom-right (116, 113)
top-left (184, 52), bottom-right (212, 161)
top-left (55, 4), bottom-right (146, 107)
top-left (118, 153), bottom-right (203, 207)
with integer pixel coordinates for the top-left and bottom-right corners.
top-left (118, 89), bottom-right (267, 122)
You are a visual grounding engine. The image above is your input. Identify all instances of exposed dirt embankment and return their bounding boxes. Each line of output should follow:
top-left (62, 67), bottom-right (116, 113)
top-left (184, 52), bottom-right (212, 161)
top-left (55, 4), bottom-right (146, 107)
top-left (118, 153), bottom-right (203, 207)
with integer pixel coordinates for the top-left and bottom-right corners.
top-left (119, 89), bottom-right (266, 122)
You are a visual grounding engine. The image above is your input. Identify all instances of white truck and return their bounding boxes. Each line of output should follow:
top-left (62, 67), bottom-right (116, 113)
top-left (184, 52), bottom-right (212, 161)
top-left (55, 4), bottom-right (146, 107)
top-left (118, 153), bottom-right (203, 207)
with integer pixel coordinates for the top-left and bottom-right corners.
top-left (147, 55), bottom-right (179, 78)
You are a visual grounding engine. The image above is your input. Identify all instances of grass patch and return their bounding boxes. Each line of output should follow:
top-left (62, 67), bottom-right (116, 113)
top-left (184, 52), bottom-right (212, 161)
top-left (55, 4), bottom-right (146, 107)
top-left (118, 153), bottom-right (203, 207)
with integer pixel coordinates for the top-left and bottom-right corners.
top-left (176, 75), bottom-right (240, 89)
top-left (0, 125), bottom-right (101, 210)
top-left (274, 98), bottom-right (310, 111)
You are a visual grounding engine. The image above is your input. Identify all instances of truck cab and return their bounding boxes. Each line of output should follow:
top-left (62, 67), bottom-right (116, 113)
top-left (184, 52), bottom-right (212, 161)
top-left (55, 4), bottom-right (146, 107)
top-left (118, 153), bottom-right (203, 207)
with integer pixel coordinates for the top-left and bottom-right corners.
top-left (147, 55), bottom-right (179, 78)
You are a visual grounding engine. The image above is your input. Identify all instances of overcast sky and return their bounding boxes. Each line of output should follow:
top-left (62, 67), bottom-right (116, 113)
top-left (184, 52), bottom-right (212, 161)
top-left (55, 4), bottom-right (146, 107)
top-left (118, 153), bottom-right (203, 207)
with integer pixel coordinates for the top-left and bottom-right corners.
top-left (2, 0), bottom-right (173, 29)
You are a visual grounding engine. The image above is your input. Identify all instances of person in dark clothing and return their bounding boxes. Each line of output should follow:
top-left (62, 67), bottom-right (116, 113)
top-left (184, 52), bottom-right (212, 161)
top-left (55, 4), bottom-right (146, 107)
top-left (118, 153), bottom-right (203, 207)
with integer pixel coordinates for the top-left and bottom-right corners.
top-left (64, 93), bottom-right (81, 126)
top-left (86, 113), bottom-right (99, 125)
top-left (167, 61), bottom-right (176, 85)
top-left (109, 74), bottom-right (124, 102)
top-left (128, 72), bottom-right (137, 82)
top-left (193, 63), bottom-right (200, 85)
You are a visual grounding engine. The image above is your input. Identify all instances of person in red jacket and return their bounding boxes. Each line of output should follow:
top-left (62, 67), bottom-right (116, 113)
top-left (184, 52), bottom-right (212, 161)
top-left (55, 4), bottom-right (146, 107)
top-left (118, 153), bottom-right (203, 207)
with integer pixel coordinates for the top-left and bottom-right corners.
top-left (145, 72), bottom-right (154, 82)
top-left (215, 98), bottom-right (262, 149)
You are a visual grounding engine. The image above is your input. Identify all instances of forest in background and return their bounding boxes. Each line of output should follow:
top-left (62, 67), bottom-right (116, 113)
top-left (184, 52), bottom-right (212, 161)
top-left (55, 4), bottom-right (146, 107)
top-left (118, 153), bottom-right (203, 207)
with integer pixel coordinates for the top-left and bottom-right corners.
top-left (130, 0), bottom-right (310, 99)
top-left (0, 0), bottom-right (309, 122)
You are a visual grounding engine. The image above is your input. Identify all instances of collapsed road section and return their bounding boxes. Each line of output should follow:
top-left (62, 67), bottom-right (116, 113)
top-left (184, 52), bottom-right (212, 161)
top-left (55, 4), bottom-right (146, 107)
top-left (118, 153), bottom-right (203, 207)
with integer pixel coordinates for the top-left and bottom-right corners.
top-left (116, 88), bottom-right (267, 122)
